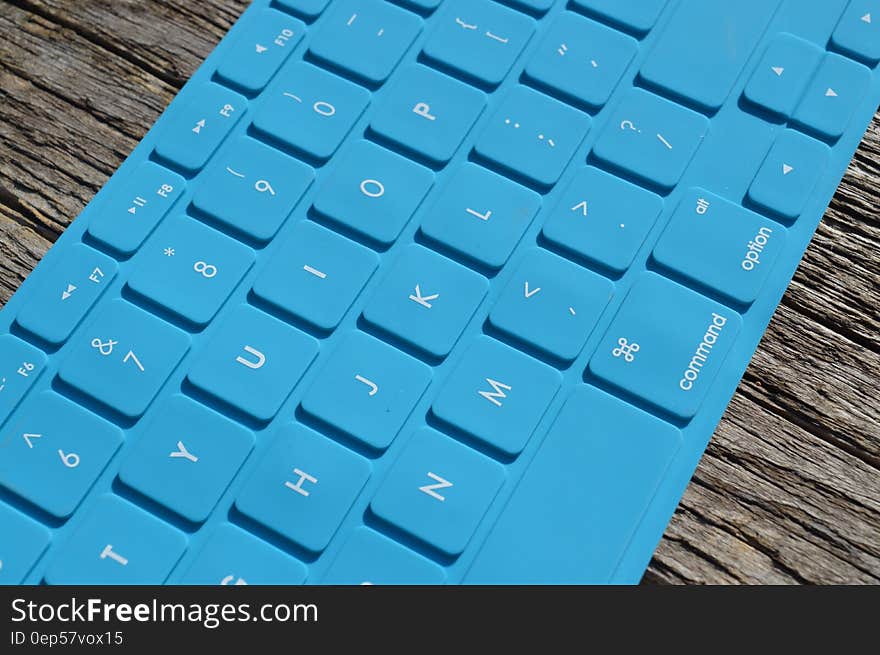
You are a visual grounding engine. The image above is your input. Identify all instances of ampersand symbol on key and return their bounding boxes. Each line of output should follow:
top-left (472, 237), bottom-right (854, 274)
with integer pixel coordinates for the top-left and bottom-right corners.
top-left (91, 338), bottom-right (118, 356)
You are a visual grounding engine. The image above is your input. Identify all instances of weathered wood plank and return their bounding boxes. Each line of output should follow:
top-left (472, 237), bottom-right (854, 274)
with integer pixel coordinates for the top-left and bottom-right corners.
top-left (0, 5), bottom-right (178, 238)
top-left (781, 118), bottom-right (880, 353)
top-left (0, 205), bottom-right (49, 305)
top-left (0, 0), bottom-right (877, 584)
top-left (7, 0), bottom-right (248, 86)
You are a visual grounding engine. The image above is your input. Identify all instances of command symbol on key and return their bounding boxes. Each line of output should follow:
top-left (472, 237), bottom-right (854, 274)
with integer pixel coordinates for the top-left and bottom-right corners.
top-left (612, 338), bottom-right (640, 363)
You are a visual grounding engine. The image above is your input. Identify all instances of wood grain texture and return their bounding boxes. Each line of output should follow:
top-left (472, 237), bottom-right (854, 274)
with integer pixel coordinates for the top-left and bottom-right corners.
top-left (0, 0), bottom-right (878, 584)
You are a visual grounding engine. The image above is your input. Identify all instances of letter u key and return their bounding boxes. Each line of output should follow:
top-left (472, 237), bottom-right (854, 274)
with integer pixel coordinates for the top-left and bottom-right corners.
top-left (236, 345), bottom-right (266, 370)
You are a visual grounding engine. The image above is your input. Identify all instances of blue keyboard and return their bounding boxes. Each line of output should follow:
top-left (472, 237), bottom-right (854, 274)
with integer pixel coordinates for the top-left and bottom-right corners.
top-left (1, 0), bottom-right (878, 585)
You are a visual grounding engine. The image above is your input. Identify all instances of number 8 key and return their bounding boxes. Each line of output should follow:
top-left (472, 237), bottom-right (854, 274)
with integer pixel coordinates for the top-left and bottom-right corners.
top-left (126, 216), bottom-right (255, 327)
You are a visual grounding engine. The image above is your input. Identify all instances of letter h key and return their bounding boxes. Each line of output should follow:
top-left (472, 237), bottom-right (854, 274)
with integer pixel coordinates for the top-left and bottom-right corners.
top-left (285, 468), bottom-right (317, 497)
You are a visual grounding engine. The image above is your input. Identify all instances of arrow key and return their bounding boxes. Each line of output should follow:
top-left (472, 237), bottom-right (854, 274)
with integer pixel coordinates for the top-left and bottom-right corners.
top-left (489, 248), bottom-right (613, 362)
top-left (792, 53), bottom-right (871, 141)
top-left (16, 244), bottom-right (118, 346)
top-left (747, 129), bottom-right (830, 222)
top-left (831, 1), bottom-right (880, 65)
top-left (742, 34), bottom-right (822, 118)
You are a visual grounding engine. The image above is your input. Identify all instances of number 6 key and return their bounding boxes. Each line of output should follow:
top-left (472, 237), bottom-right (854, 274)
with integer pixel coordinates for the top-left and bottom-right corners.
top-left (126, 216), bottom-right (255, 327)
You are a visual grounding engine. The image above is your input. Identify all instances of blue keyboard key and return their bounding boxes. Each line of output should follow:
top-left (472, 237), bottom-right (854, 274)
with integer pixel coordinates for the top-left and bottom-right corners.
top-left (118, 395), bottom-right (254, 522)
top-left (370, 428), bottom-right (505, 556)
top-left (742, 35), bottom-right (823, 119)
top-left (362, 245), bottom-right (488, 358)
top-left (87, 162), bottom-right (185, 255)
top-left (420, 163), bottom-right (541, 269)
top-left (0, 502), bottom-right (50, 583)
top-left (398, 0), bottom-right (442, 13)
top-left (187, 304), bottom-right (318, 422)
top-left (502, 0), bottom-right (554, 15)
top-left (488, 248), bottom-right (614, 362)
top-left (192, 136), bottom-right (314, 243)
top-left (127, 216), bottom-right (255, 326)
top-left (541, 166), bottom-right (663, 274)
top-left (432, 336), bottom-right (561, 457)
top-left (216, 9), bottom-right (304, 94)
top-left (179, 523), bottom-right (307, 585)
top-left (747, 130), bottom-right (831, 222)
top-left (253, 221), bottom-right (377, 331)
top-left (422, 0), bottom-right (535, 88)
top-left (301, 331), bottom-right (432, 450)
top-left (524, 12), bottom-right (637, 110)
top-left (58, 299), bottom-right (190, 418)
top-left (474, 85), bottom-right (591, 188)
top-left (322, 527), bottom-right (445, 584)
top-left (252, 62), bottom-right (370, 162)
top-left (0, 391), bottom-right (121, 518)
top-left (312, 140), bottom-right (434, 246)
top-left (0, 335), bottom-right (46, 427)
top-left (45, 495), bottom-right (186, 585)
top-left (571, 0), bottom-right (668, 34)
top-left (369, 64), bottom-right (486, 165)
top-left (653, 189), bottom-right (787, 305)
top-left (16, 244), bottom-right (117, 345)
top-left (309, 0), bottom-right (422, 85)
top-left (640, 0), bottom-right (780, 112)
top-left (154, 83), bottom-right (247, 174)
top-left (831, 1), bottom-right (880, 65)
top-left (236, 424), bottom-right (370, 552)
top-left (465, 386), bottom-right (681, 583)
top-left (589, 273), bottom-right (742, 420)
top-left (275, 0), bottom-right (330, 20)
top-left (592, 88), bottom-right (709, 190)
top-left (792, 54), bottom-right (872, 141)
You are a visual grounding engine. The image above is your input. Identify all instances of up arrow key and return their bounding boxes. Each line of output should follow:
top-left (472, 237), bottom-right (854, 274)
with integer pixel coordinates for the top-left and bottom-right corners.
top-left (524, 281), bottom-right (541, 298)
top-left (825, 88), bottom-right (838, 97)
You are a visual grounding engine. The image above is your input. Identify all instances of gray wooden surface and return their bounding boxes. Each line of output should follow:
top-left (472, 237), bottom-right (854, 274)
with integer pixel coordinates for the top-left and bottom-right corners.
top-left (1, 0), bottom-right (878, 584)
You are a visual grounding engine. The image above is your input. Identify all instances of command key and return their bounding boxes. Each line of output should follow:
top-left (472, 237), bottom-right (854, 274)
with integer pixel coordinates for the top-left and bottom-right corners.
top-left (588, 273), bottom-right (741, 420)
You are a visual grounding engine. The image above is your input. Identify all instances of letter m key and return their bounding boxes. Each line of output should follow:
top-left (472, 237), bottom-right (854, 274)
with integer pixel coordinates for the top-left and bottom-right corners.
top-left (478, 378), bottom-right (512, 407)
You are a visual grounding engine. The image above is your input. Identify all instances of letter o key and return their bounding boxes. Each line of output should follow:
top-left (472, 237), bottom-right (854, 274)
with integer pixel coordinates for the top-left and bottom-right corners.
top-left (313, 101), bottom-right (336, 117)
top-left (360, 179), bottom-right (385, 198)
